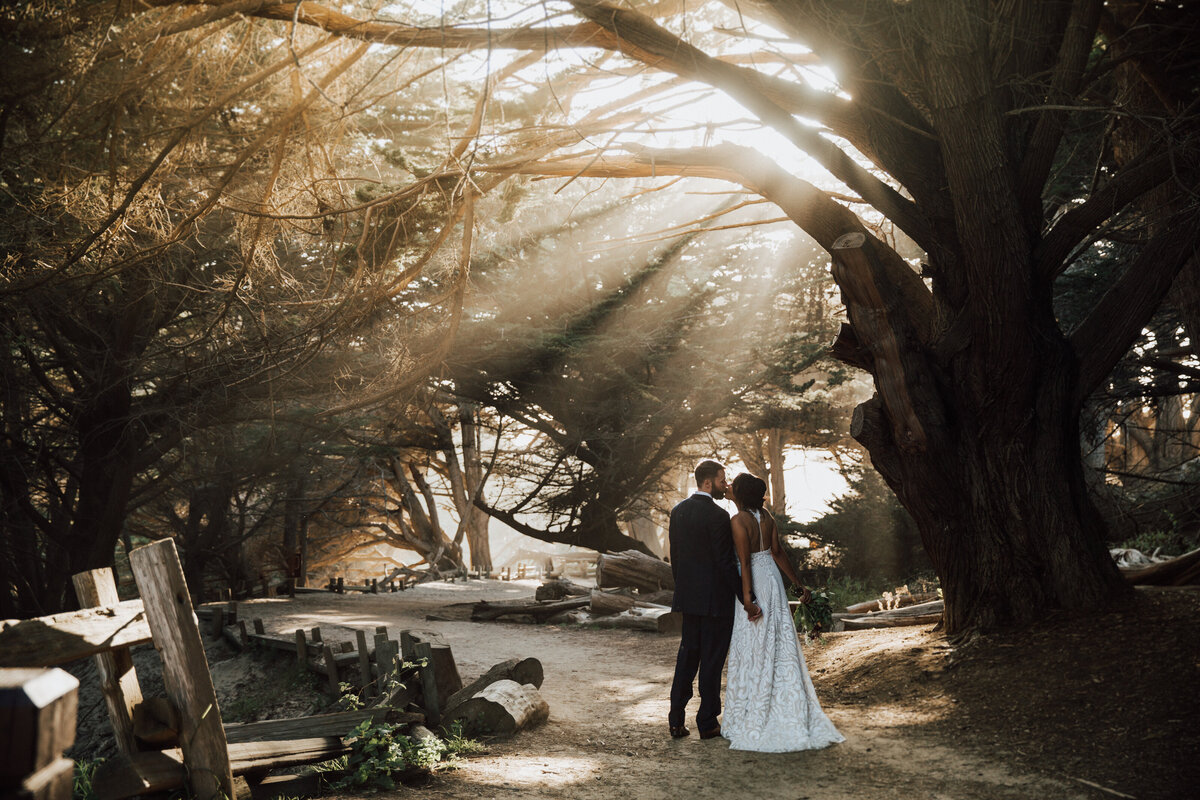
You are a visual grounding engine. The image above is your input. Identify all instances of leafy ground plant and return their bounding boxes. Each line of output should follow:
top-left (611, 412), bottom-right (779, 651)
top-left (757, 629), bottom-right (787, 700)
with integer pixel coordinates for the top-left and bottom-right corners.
top-left (74, 758), bottom-right (103, 800)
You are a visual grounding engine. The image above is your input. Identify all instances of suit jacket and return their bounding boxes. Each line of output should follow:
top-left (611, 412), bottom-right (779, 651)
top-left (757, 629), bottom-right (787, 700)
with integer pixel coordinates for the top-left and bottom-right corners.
top-left (669, 493), bottom-right (739, 617)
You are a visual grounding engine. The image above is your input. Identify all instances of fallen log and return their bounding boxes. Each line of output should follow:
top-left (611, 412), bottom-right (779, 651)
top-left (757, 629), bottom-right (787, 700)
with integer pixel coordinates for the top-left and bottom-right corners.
top-left (839, 599), bottom-right (945, 630)
top-left (441, 679), bottom-right (549, 738)
top-left (585, 607), bottom-right (681, 634)
top-left (844, 591), bottom-right (939, 614)
top-left (637, 589), bottom-right (674, 607)
top-left (1122, 547), bottom-right (1200, 586)
top-left (471, 596), bottom-right (589, 622)
top-left (841, 613), bottom-right (943, 630)
top-left (535, 577), bottom-right (592, 601)
top-left (596, 550), bottom-right (674, 593)
top-left (442, 657), bottom-right (544, 716)
top-left (589, 589), bottom-right (672, 617)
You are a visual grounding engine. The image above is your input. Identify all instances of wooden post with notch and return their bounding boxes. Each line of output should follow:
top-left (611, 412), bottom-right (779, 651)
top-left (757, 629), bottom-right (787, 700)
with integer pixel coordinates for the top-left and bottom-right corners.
top-left (71, 568), bottom-right (143, 757)
top-left (128, 539), bottom-right (233, 800)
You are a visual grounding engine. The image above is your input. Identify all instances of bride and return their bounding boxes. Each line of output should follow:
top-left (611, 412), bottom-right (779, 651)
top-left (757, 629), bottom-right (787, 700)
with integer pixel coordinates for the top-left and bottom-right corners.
top-left (722, 473), bottom-right (845, 752)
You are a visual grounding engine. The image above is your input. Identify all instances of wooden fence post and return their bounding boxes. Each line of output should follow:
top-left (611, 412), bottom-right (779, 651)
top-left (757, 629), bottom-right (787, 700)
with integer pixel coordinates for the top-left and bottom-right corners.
top-left (71, 568), bottom-right (143, 757)
top-left (412, 642), bottom-right (439, 726)
top-left (322, 645), bottom-right (340, 696)
top-left (0, 668), bottom-right (78, 800)
top-left (356, 631), bottom-right (372, 697)
top-left (128, 539), bottom-right (233, 800)
top-left (295, 630), bottom-right (307, 669)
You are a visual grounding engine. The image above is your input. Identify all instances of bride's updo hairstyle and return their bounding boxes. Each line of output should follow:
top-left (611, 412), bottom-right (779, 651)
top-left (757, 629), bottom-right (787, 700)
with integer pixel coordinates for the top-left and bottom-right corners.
top-left (732, 473), bottom-right (767, 511)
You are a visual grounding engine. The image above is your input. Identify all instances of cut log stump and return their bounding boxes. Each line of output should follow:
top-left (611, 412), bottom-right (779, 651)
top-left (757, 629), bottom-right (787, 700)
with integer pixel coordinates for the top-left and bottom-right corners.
top-left (442, 657), bottom-right (543, 717)
top-left (441, 679), bottom-right (548, 738)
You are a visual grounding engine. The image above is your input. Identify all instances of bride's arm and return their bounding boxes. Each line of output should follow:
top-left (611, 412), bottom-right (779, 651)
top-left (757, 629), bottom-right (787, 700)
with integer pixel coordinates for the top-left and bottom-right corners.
top-left (731, 515), bottom-right (760, 620)
top-left (766, 512), bottom-right (809, 600)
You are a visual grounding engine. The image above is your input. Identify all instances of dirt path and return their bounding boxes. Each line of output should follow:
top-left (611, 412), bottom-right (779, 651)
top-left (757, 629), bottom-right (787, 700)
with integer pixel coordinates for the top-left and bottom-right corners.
top-left (233, 581), bottom-right (1104, 800)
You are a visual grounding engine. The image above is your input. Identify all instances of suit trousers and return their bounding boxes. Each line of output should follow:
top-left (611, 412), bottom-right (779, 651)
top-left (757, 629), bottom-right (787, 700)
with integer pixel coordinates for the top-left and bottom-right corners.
top-left (669, 612), bottom-right (734, 731)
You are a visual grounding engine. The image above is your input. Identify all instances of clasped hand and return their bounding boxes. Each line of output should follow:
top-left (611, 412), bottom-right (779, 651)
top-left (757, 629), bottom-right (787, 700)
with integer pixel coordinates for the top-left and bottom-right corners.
top-left (743, 601), bottom-right (762, 622)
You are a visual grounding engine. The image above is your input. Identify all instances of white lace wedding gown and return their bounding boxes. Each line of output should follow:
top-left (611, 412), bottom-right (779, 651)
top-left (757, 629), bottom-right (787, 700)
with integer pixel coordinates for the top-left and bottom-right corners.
top-left (723, 512), bottom-right (845, 752)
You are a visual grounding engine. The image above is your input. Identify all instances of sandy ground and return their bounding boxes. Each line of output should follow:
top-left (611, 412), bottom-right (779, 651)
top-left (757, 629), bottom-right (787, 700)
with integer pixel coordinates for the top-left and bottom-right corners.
top-left (69, 579), bottom-right (1196, 800)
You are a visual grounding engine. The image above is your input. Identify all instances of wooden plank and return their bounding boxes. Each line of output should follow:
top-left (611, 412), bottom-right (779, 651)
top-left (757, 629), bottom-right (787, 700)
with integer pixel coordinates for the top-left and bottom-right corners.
top-left (356, 630), bottom-right (373, 697)
top-left (16, 756), bottom-right (74, 800)
top-left (244, 632), bottom-right (316, 656)
top-left (71, 569), bottom-right (143, 757)
top-left (92, 738), bottom-right (350, 800)
top-left (0, 601), bottom-right (152, 668)
top-left (128, 539), bottom-right (233, 800)
top-left (223, 708), bottom-right (423, 743)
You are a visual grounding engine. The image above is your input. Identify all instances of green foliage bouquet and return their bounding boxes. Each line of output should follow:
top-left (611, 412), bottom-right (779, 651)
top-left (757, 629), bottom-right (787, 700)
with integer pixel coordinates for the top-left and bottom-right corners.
top-left (792, 589), bottom-right (834, 641)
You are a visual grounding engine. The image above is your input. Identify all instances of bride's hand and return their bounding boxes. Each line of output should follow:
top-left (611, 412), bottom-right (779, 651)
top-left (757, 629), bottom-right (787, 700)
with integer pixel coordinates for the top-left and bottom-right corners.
top-left (744, 602), bottom-right (762, 622)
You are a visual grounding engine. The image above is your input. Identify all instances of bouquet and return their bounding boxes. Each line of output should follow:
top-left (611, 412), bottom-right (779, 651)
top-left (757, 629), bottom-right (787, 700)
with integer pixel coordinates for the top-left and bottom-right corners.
top-left (792, 588), bottom-right (834, 641)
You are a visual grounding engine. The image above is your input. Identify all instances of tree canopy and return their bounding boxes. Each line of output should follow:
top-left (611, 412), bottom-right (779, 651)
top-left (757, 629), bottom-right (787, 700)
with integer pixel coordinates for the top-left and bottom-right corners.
top-left (3, 1), bottom-right (1198, 633)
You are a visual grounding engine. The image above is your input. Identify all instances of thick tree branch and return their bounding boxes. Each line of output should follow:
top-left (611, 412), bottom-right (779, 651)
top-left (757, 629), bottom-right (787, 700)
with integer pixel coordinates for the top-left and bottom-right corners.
top-left (1037, 148), bottom-right (1176, 282)
top-left (486, 143), bottom-right (933, 337)
top-left (472, 498), bottom-right (650, 555)
top-left (1017, 0), bottom-right (1104, 213)
top-left (1071, 214), bottom-right (1200, 399)
top-left (567, 1), bottom-right (933, 252)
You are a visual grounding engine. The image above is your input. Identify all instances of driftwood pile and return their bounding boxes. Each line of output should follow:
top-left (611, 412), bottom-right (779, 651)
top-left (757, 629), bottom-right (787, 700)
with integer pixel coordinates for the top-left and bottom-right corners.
top-left (469, 550), bottom-right (681, 633)
top-left (826, 548), bottom-right (1200, 633)
top-left (1117, 547), bottom-right (1200, 586)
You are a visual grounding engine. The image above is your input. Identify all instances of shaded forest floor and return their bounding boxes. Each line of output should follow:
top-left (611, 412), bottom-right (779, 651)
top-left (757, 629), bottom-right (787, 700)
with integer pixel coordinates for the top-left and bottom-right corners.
top-left (69, 582), bottom-right (1198, 799)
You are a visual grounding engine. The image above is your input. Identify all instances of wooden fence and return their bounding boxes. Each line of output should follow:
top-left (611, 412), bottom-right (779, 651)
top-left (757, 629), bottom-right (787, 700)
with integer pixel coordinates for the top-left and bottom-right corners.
top-left (0, 539), bottom-right (456, 800)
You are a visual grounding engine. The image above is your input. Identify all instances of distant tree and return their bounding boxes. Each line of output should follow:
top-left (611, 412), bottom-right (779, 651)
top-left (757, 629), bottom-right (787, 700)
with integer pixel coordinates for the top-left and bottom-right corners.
top-left (445, 192), bottom-right (822, 554)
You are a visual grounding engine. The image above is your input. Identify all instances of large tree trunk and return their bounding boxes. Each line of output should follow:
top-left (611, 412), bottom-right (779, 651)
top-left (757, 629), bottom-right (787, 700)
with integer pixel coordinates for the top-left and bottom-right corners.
top-left (834, 235), bottom-right (1128, 634)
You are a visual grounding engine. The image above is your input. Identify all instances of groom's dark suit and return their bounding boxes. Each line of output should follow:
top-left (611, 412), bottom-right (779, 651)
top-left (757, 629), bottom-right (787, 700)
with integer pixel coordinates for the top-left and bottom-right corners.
top-left (668, 492), bottom-right (740, 733)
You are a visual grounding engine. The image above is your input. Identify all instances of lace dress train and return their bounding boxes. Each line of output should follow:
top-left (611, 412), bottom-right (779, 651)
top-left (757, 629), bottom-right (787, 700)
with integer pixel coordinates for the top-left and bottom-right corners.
top-left (723, 549), bottom-right (845, 752)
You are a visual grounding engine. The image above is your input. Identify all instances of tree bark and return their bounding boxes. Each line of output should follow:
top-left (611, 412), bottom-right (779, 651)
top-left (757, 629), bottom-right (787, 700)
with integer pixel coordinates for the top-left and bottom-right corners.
top-left (459, 403), bottom-right (493, 573)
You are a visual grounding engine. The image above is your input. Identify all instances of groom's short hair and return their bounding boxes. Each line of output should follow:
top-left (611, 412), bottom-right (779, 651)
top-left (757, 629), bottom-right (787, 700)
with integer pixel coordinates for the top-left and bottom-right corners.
top-left (695, 460), bottom-right (724, 488)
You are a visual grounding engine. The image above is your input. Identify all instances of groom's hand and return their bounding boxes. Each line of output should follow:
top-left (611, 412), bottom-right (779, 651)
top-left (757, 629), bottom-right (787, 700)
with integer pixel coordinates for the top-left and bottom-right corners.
top-left (744, 602), bottom-right (762, 622)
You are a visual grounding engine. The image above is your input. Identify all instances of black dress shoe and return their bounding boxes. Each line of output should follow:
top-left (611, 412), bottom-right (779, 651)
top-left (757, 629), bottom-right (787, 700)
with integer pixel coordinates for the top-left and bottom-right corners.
top-left (670, 725), bottom-right (689, 739)
top-left (699, 725), bottom-right (722, 740)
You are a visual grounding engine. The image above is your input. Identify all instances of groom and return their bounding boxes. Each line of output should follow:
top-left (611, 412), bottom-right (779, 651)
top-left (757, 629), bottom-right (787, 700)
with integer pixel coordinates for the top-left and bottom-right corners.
top-left (667, 460), bottom-right (747, 740)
